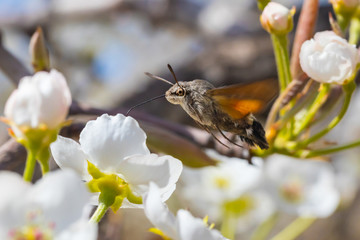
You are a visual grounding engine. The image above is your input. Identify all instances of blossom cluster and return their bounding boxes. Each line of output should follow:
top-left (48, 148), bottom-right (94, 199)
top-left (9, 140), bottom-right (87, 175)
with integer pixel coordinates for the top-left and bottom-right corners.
top-left (179, 151), bottom-right (341, 231)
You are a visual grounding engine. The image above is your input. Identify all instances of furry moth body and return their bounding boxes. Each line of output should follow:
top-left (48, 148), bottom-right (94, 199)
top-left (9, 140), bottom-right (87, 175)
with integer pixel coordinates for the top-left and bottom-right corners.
top-left (146, 65), bottom-right (276, 150)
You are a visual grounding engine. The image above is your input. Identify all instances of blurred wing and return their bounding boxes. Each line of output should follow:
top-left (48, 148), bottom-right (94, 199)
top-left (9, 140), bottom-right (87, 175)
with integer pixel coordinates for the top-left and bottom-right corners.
top-left (207, 79), bottom-right (277, 119)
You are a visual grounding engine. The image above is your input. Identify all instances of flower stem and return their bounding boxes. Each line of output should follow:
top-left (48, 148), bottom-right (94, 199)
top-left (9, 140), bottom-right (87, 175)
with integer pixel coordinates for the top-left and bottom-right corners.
top-left (271, 217), bottom-right (316, 240)
top-left (38, 147), bottom-right (50, 175)
top-left (251, 213), bottom-right (278, 240)
top-left (90, 202), bottom-right (109, 223)
top-left (295, 138), bottom-right (360, 158)
top-left (271, 34), bottom-right (292, 91)
top-left (297, 80), bottom-right (355, 148)
top-left (23, 149), bottom-right (37, 182)
top-left (40, 161), bottom-right (50, 175)
top-left (293, 84), bottom-right (330, 136)
top-left (349, 17), bottom-right (360, 45)
top-left (220, 212), bottom-right (238, 240)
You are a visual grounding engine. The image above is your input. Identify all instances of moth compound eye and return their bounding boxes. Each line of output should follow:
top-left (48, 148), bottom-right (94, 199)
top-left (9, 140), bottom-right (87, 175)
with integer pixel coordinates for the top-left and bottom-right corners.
top-left (176, 88), bottom-right (185, 96)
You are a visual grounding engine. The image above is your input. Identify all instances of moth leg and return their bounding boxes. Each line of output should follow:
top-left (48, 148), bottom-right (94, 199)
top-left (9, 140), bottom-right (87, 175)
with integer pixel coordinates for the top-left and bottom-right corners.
top-left (189, 106), bottom-right (231, 149)
top-left (215, 125), bottom-right (244, 148)
top-left (209, 131), bottom-right (231, 149)
top-left (195, 122), bottom-right (230, 149)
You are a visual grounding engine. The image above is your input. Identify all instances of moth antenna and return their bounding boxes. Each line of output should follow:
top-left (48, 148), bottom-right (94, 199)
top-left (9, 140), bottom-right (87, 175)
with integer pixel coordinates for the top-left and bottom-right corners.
top-left (126, 94), bottom-right (166, 116)
top-left (145, 72), bottom-right (173, 86)
top-left (167, 64), bottom-right (184, 90)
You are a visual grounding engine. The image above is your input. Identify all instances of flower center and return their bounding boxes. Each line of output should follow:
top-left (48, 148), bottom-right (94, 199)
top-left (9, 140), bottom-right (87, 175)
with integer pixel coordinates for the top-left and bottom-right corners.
top-left (8, 210), bottom-right (54, 240)
top-left (9, 225), bottom-right (53, 240)
top-left (280, 179), bottom-right (304, 203)
top-left (213, 176), bottom-right (230, 189)
top-left (87, 161), bottom-right (142, 211)
top-left (223, 195), bottom-right (255, 217)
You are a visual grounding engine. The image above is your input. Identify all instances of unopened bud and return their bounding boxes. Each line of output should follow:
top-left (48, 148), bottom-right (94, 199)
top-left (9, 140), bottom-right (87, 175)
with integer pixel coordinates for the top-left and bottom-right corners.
top-left (260, 2), bottom-right (295, 35)
top-left (330, 0), bottom-right (360, 30)
top-left (29, 27), bottom-right (50, 72)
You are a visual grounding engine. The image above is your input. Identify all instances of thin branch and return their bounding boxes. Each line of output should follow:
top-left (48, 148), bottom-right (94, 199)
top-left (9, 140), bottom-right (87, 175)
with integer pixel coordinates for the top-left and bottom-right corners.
top-left (290, 0), bottom-right (319, 78)
top-left (0, 39), bottom-right (31, 86)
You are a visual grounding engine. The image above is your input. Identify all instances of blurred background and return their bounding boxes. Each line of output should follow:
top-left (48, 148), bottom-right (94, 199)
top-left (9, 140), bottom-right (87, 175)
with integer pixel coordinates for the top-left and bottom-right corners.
top-left (2, 0), bottom-right (360, 239)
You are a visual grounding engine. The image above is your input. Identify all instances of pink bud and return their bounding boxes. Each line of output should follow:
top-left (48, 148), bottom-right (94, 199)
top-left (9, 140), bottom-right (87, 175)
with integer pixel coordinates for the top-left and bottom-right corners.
top-left (260, 2), bottom-right (295, 34)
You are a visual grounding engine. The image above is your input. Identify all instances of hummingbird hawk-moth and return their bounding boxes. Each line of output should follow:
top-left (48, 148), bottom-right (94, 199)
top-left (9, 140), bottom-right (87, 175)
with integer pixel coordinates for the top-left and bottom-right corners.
top-left (140, 65), bottom-right (277, 150)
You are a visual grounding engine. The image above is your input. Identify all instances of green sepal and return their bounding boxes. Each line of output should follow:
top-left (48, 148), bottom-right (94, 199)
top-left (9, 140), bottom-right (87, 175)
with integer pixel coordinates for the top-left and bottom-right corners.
top-left (87, 161), bottom-right (105, 179)
top-left (126, 185), bottom-right (143, 204)
top-left (16, 126), bottom-right (59, 178)
top-left (257, 0), bottom-right (270, 11)
top-left (111, 196), bottom-right (125, 212)
top-left (19, 126), bottom-right (58, 153)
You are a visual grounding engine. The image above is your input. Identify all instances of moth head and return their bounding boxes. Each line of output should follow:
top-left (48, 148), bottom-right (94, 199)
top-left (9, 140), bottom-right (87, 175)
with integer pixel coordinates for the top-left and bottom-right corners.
top-left (165, 83), bottom-right (187, 104)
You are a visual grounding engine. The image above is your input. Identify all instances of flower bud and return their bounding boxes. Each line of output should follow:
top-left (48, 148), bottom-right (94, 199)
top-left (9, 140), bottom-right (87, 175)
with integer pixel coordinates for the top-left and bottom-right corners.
top-left (260, 2), bottom-right (295, 35)
top-left (299, 31), bottom-right (359, 84)
top-left (3, 69), bottom-right (72, 149)
top-left (5, 69), bottom-right (71, 131)
top-left (330, 0), bottom-right (360, 29)
top-left (29, 27), bottom-right (50, 72)
top-left (331, 0), bottom-right (359, 14)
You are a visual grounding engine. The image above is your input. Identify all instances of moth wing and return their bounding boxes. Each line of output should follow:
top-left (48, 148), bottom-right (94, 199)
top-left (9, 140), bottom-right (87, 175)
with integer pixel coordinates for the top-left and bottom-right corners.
top-left (207, 79), bottom-right (277, 119)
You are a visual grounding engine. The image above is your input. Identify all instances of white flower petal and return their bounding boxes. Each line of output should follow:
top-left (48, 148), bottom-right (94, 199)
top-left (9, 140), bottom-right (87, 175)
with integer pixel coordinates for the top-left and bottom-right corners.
top-left (27, 169), bottom-right (91, 234)
top-left (56, 219), bottom-right (97, 240)
top-left (0, 171), bottom-right (30, 206)
top-left (50, 136), bottom-right (90, 180)
top-left (264, 154), bottom-right (340, 218)
top-left (35, 70), bottom-right (72, 128)
top-left (118, 154), bottom-right (182, 201)
top-left (235, 191), bottom-right (275, 233)
top-left (144, 183), bottom-right (177, 238)
top-left (79, 114), bottom-right (150, 171)
top-left (176, 210), bottom-right (227, 240)
top-left (4, 78), bottom-right (41, 128)
top-left (0, 171), bottom-right (31, 233)
top-left (192, 151), bottom-right (262, 202)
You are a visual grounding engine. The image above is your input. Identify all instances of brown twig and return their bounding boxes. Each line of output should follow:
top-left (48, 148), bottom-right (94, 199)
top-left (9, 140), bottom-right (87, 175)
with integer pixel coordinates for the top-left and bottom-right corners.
top-left (290, 0), bottom-right (319, 78)
top-left (0, 38), bottom-right (31, 86)
top-left (0, 138), bottom-right (26, 171)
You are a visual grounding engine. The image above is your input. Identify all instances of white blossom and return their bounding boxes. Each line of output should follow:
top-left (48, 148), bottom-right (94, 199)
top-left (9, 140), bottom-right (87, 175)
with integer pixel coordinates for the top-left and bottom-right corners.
top-left (0, 169), bottom-right (96, 240)
top-left (178, 150), bottom-right (274, 231)
top-left (264, 154), bottom-right (340, 218)
top-left (144, 183), bottom-right (228, 240)
top-left (300, 31), bottom-right (359, 84)
top-left (181, 150), bottom-right (262, 204)
top-left (4, 69), bottom-right (71, 132)
top-left (50, 114), bottom-right (183, 208)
